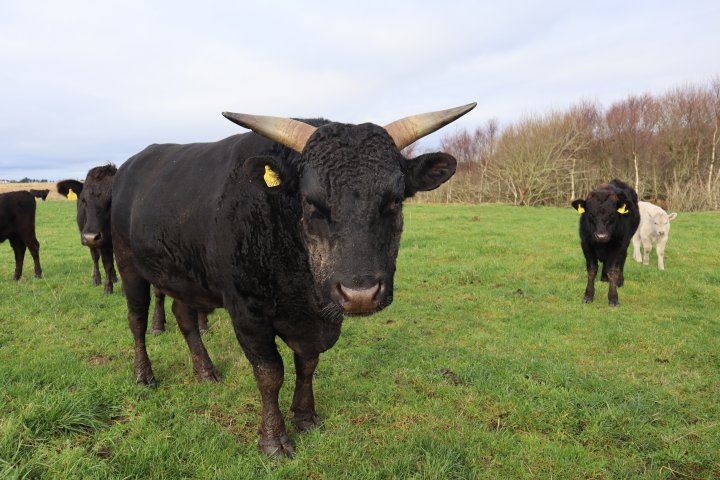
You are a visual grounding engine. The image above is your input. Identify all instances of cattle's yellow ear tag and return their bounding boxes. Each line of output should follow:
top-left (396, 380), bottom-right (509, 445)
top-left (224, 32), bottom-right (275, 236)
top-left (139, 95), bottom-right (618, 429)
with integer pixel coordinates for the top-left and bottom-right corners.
top-left (263, 165), bottom-right (281, 188)
top-left (576, 205), bottom-right (585, 214)
top-left (68, 188), bottom-right (77, 200)
top-left (617, 203), bottom-right (629, 214)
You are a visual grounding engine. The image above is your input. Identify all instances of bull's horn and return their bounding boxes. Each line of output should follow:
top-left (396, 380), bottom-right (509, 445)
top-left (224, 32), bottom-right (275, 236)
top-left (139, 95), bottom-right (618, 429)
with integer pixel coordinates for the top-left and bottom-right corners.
top-left (222, 112), bottom-right (317, 153)
top-left (383, 102), bottom-right (477, 150)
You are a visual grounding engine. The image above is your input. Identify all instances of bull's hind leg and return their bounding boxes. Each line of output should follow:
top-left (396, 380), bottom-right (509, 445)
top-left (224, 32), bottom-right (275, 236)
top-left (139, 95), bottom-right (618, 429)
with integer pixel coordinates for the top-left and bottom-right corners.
top-left (9, 236), bottom-right (26, 280)
top-left (90, 248), bottom-right (102, 286)
top-left (198, 311), bottom-right (210, 334)
top-left (22, 231), bottom-right (42, 278)
top-left (291, 353), bottom-right (322, 432)
top-left (172, 299), bottom-right (220, 382)
top-left (115, 251), bottom-right (155, 385)
top-left (151, 287), bottom-right (166, 334)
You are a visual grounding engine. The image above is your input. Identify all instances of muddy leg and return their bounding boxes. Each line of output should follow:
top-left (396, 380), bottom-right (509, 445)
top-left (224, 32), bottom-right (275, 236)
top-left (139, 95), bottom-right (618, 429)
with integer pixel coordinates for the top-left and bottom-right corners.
top-left (229, 309), bottom-right (294, 458)
top-left (198, 311), bottom-right (209, 334)
top-left (291, 353), bottom-right (322, 432)
top-left (172, 299), bottom-right (220, 382)
top-left (151, 287), bottom-right (166, 334)
top-left (254, 362), bottom-right (293, 457)
top-left (584, 259), bottom-right (598, 303)
top-left (607, 269), bottom-right (620, 307)
top-left (115, 251), bottom-right (155, 386)
top-left (90, 247), bottom-right (102, 286)
top-left (100, 247), bottom-right (116, 294)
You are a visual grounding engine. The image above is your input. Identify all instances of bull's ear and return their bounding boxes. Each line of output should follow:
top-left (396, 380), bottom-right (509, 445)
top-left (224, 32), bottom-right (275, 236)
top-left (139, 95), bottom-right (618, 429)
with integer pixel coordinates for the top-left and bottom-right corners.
top-left (57, 180), bottom-right (83, 197)
top-left (242, 156), bottom-right (292, 191)
top-left (404, 152), bottom-right (457, 197)
top-left (571, 199), bottom-right (585, 214)
top-left (668, 212), bottom-right (678, 221)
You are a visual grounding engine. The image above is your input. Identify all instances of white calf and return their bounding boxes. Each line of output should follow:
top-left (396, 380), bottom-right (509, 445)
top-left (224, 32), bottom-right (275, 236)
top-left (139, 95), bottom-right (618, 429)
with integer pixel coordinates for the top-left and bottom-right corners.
top-left (632, 201), bottom-right (678, 270)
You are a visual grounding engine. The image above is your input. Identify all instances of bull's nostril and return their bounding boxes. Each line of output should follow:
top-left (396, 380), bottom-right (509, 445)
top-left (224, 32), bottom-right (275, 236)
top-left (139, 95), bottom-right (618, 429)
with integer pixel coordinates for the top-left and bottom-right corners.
top-left (336, 282), bottom-right (382, 313)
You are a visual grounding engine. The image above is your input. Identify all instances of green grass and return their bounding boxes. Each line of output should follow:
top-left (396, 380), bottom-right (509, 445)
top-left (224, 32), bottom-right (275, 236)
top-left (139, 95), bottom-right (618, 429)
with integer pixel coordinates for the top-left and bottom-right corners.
top-left (1, 201), bottom-right (719, 479)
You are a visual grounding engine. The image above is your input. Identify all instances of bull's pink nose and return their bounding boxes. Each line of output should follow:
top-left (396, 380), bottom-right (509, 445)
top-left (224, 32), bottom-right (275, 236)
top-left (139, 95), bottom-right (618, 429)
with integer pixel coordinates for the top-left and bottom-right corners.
top-left (594, 233), bottom-right (609, 242)
top-left (82, 232), bottom-right (102, 246)
top-left (335, 283), bottom-right (382, 314)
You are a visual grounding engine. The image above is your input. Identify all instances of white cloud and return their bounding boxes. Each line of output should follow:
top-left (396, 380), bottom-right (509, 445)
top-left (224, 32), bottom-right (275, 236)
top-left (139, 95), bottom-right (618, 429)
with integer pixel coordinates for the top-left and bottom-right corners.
top-left (1, 0), bottom-right (719, 178)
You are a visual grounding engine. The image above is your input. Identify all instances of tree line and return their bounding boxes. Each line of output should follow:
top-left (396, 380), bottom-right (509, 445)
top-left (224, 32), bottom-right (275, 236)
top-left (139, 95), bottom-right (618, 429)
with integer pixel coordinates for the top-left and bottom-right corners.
top-left (414, 78), bottom-right (720, 211)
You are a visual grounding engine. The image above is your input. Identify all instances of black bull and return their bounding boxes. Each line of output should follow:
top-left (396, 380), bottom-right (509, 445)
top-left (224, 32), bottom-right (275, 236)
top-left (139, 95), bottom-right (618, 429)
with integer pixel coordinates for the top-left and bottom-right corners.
top-left (571, 179), bottom-right (640, 306)
top-left (111, 104), bottom-right (475, 457)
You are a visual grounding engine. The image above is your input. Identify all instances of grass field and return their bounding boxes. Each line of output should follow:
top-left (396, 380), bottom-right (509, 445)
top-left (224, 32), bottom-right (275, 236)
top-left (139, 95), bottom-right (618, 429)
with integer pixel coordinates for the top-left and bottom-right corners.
top-left (1, 201), bottom-right (719, 479)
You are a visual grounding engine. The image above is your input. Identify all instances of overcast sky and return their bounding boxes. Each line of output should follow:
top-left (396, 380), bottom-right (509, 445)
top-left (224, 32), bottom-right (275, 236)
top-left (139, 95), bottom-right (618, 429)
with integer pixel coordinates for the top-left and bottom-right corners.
top-left (1, 0), bottom-right (719, 180)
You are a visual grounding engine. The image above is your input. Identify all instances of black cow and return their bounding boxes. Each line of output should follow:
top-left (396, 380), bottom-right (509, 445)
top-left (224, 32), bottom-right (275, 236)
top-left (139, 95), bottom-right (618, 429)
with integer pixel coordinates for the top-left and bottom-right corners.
top-left (57, 167), bottom-right (209, 332)
top-left (29, 189), bottom-right (49, 201)
top-left (111, 103), bottom-right (475, 456)
top-left (58, 165), bottom-right (118, 294)
top-left (571, 179), bottom-right (640, 306)
top-left (0, 190), bottom-right (46, 280)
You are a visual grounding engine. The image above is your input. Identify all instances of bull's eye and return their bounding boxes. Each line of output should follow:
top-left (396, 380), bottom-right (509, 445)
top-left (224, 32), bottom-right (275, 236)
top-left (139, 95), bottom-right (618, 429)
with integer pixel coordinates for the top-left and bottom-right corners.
top-left (381, 197), bottom-right (403, 216)
top-left (305, 197), bottom-right (330, 220)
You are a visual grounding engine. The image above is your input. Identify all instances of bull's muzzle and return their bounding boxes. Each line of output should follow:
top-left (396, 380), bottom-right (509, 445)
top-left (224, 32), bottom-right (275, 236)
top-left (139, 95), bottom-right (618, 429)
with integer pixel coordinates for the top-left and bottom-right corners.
top-left (332, 281), bottom-right (386, 315)
top-left (594, 232), bottom-right (610, 243)
top-left (82, 232), bottom-right (103, 247)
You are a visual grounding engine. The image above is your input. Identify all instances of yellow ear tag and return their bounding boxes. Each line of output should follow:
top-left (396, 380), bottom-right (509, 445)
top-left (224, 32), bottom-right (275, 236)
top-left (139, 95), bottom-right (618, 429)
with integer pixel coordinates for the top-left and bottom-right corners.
top-left (617, 203), bottom-right (629, 214)
top-left (67, 188), bottom-right (77, 200)
top-left (576, 205), bottom-right (585, 214)
top-left (263, 165), bottom-right (281, 188)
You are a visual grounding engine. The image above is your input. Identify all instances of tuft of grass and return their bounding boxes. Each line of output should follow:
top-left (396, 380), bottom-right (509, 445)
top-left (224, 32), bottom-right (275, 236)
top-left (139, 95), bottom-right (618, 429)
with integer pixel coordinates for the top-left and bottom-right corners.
top-left (1, 201), bottom-right (719, 479)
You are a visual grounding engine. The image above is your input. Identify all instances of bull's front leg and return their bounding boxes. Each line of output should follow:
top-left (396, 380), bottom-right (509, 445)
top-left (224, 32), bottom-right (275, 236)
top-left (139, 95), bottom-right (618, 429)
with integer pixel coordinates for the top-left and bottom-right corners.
top-left (656, 237), bottom-right (668, 270)
top-left (642, 240), bottom-right (652, 266)
top-left (90, 247), bottom-right (102, 286)
top-left (291, 353), bottom-right (322, 432)
top-left (253, 361), bottom-right (294, 457)
top-left (229, 307), bottom-right (294, 458)
top-left (606, 269), bottom-right (621, 306)
top-left (101, 247), bottom-right (116, 294)
top-left (583, 258), bottom-right (598, 303)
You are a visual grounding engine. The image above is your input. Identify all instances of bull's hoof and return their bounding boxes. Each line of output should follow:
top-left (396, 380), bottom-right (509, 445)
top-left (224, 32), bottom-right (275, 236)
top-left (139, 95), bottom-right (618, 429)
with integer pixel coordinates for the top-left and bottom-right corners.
top-left (609, 300), bottom-right (619, 307)
top-left (93, 277), bottom-right (101, 286)
top-left (135, 370), bottom-right (157, 388)
top-left (12, 275), bottom-right (20, 281)
top-left (259, 433), bottom-right (295, 458)
top-left (199, 322), bottom-right (210, 334)
top-left (583, 295), bottom-right (594, 303)
top-left (292, 412), bottom-right (322, 432)
top-left (34, 273), bottom-right (42, 279)
top-left (104, 287), bottom-right (113, 295)
top-left (150, 327), bottom-right (165, 335)
top-left (196, 365), bottom-right (221, 383)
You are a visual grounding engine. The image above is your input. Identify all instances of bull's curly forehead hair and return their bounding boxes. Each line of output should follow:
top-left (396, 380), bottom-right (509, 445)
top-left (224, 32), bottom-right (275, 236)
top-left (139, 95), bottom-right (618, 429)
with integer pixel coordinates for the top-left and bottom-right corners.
top-left (588, 189), bottom-right (618, 202)
top-left (87, 164), bottom-right (117, 181)
top-left (302, 122), bottom-right (402, 169)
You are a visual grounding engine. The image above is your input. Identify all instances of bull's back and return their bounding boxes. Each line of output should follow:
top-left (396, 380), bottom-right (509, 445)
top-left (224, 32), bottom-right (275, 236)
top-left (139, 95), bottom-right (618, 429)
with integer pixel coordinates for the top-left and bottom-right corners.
top-left (0, 192), bottom-right (36, 241)
top-left (112, 134), bottom-right (256, 294)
